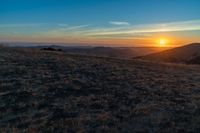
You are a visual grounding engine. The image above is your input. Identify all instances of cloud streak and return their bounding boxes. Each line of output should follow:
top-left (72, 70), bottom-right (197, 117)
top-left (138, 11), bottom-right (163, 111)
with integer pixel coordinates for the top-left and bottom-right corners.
top-left (1, 19), bottom-right (200, 43)
top-left (109, 21), bottom-right (130, 26)
top-left (87, 19), bottom-right (200, 37)
top-left (62, 24), bottom-right (90, 30)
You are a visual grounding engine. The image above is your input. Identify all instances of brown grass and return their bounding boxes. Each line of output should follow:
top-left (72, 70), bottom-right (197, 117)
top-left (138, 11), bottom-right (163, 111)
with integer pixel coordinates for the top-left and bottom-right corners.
top-left (0, 46), bottom-right (200, 132)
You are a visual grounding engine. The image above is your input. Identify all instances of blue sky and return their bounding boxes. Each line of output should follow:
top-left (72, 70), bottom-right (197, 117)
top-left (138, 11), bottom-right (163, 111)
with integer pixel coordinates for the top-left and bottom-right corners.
top-left (1, 0), bottom-right (200, 46)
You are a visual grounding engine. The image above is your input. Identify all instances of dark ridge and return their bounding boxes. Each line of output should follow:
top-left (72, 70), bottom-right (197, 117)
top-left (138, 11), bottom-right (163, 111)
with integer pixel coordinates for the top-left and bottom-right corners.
top-left (139, 43), bottom-right (200, 64)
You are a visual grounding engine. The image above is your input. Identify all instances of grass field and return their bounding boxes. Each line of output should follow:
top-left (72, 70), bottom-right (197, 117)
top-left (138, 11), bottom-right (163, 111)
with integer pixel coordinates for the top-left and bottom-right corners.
top-left (0, 47), bottom-right (200, 132)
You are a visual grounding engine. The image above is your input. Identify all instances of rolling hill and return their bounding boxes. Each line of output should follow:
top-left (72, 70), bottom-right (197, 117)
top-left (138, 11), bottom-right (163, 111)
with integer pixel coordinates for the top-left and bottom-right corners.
top-left (36, 45), bottom-right (170, 59)
top-left (139, 43), bottom-right (200, 64)
top-left (0, 46), bottom-right (200, 132)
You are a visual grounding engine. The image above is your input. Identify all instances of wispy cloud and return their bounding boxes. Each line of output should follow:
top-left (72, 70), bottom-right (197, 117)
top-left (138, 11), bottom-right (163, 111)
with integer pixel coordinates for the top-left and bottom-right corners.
top-left (1, 19), bottom-right (200, 44)
top-left (62, 24), bottom-right (90, 30)
top-left (87, 19), bottom-right (200, 37)
top-left (109, 21), bottom-right (130, 26)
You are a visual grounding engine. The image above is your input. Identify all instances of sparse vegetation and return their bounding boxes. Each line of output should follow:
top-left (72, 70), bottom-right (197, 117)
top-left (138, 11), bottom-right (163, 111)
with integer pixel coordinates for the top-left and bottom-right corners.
top-left (0, 46), bottom-right (200, 132)
top-left (40, 47), bottom-right (63, 52)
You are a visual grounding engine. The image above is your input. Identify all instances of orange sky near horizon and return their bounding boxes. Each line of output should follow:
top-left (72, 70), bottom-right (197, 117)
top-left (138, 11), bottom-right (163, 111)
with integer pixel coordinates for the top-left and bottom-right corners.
top-left (1, 33), bottom-right (197, 47)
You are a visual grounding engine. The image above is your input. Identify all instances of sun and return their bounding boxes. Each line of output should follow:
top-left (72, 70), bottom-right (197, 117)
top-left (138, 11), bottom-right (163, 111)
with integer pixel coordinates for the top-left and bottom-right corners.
top-left (157, 38), bottom-right (169, 47)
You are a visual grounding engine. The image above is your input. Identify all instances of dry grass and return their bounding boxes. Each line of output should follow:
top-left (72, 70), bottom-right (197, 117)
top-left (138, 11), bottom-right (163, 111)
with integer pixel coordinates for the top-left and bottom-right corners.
top-left (0, 47), bottom-right (200, 132)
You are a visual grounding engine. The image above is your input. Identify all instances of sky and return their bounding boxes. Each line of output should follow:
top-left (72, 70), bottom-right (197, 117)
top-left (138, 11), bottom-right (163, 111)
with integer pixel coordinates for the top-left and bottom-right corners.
top-left (0, 0), bottom-right (200, 47)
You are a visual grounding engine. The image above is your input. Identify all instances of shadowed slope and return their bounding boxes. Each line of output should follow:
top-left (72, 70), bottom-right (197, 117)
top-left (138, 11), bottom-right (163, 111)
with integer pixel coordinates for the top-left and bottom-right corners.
top-left (139, 43), bottom-right (200, 64)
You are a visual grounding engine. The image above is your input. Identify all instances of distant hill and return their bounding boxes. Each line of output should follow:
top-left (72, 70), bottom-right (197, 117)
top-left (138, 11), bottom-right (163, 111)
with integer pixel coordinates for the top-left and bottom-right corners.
top-left (4, 42), bottom-right (170, 58)
top-left (139, 43), bottom-right (200, 64)
top-left (35, 45), bottom-right (170, 58)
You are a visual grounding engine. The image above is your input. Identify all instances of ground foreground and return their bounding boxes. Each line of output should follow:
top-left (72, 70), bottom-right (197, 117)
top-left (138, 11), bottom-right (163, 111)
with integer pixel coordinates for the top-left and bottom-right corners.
top-left (0, 47), bottom-right (200, 132)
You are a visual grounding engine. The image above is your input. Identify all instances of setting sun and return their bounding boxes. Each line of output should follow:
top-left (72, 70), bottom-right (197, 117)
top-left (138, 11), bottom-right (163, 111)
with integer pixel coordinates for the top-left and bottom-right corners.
top-left (157, 38), bottom-right (169, 47)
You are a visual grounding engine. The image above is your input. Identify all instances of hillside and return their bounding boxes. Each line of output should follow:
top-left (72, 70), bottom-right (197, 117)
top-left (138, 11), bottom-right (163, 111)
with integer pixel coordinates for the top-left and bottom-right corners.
top-left (0, 47), bottom-right (200, 132)
top-left (36, 45), bottom-right (170, 59)
top-left (10, 42), bottom-right (170, 59)
top-left (139, 43), bottom-right (200, 64)
top-left (61, 47), bottom-right (170, 58)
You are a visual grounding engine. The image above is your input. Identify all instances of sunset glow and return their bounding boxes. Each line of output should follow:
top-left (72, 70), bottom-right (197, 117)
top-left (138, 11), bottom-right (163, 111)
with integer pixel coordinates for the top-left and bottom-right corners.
top-left (0, 0), bottom-right (200, 47)
top-left (157, 39), bottom-right (169, 47)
